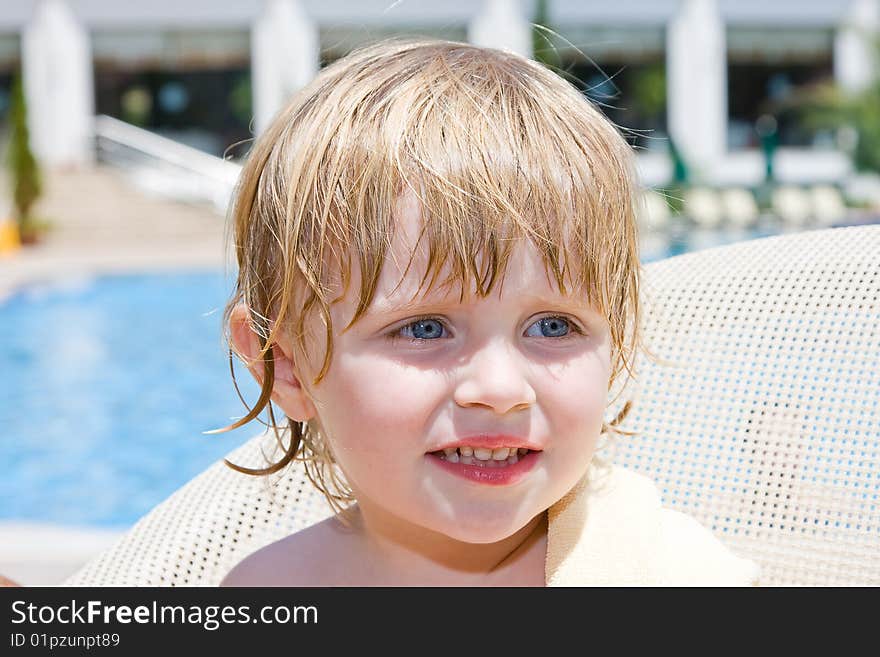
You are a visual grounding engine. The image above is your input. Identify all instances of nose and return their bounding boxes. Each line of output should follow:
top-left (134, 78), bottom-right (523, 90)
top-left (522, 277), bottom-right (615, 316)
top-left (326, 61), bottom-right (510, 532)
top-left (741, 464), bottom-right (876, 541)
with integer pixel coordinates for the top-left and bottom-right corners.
top-left (453, 337), bottom-right (537, 415)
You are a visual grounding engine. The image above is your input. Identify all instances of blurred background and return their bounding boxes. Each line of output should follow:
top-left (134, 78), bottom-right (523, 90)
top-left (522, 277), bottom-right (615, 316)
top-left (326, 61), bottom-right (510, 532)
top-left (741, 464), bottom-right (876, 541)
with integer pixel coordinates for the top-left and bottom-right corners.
top-left (1, 0), bottom-right (879, 584)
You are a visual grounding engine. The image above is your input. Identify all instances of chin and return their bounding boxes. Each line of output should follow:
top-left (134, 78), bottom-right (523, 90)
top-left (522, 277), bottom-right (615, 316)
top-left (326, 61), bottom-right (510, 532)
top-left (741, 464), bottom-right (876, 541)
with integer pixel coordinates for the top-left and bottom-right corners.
top-left (430, 515), bottom-right (529, 545)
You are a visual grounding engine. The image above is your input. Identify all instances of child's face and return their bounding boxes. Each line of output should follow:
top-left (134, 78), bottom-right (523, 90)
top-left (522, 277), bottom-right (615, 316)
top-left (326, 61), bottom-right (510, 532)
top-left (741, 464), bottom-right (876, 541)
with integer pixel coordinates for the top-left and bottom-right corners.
top-left (286, 194), bottom-right (612, 544)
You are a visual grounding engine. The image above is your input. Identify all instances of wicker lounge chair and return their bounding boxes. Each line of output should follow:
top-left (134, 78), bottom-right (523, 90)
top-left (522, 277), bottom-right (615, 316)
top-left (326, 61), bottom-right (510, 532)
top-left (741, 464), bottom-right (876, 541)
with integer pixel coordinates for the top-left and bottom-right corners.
top-left (64, 224), bottom-right (880, 586)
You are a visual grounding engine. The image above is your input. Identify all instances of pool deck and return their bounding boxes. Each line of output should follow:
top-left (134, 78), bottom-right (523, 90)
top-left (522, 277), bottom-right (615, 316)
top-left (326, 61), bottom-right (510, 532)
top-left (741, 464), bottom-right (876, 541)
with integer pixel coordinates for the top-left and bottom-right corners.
top-left (0, 165), bottom-right (228, 302)
top-left (1, 165), bottom-right (227, 585)
top-left (0, 523), bottom-right (124, 586)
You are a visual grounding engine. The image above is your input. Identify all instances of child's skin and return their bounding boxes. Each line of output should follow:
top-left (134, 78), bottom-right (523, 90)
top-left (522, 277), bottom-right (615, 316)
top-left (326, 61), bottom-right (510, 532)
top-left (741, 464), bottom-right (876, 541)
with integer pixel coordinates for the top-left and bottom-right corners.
top-left (224, 192), bottom-right (613, 586)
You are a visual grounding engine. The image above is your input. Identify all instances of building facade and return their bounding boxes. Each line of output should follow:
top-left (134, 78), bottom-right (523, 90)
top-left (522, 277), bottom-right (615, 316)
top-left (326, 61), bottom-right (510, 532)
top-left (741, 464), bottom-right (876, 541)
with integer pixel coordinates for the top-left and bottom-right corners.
top-left (0, 0), bottom-right (877, 186)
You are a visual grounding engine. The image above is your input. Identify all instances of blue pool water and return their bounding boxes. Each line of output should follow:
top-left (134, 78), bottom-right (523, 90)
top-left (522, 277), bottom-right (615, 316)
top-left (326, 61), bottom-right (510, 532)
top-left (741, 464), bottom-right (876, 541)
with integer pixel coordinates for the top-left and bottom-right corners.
top-left (0, 223), bottom-right (830, 529)
top-left (0, 271), bottom-right (262, 528)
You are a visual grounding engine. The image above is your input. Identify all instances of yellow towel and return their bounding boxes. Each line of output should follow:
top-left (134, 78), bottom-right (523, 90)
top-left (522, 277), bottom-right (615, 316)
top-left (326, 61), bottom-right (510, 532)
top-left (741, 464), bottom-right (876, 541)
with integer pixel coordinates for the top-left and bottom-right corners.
top-left (546, 463), bottom-right (761, 586)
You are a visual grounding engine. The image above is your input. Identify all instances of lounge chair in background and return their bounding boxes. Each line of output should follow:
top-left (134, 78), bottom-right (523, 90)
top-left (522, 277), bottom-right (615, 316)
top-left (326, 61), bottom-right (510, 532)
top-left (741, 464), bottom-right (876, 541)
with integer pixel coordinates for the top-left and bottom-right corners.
top-left (637, 189), bottom-right (672, 232)
top-left (720, 188), bottom-right (759, 228)
top-left (810, 185), bottom-right (847, 227)
top-left (683, 187), bottom-right (723, 228)
top-left (62, 225), bottom-right (880, 586)
top-left (843, 173), bottom-right (880, 213)
top-left (772, 186), bottom-right (812, 226)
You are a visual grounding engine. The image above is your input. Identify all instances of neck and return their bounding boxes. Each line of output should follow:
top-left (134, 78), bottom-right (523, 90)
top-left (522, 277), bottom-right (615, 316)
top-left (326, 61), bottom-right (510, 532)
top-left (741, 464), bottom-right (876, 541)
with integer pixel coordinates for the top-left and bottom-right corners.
top-left (343, 503), bottom-right (548, 586)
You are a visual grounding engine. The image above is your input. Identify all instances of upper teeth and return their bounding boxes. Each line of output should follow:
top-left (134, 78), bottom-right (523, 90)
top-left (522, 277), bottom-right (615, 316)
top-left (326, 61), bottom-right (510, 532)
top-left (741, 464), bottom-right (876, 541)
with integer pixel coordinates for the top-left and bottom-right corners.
top-left (442, 447), bottom-right (529, 460)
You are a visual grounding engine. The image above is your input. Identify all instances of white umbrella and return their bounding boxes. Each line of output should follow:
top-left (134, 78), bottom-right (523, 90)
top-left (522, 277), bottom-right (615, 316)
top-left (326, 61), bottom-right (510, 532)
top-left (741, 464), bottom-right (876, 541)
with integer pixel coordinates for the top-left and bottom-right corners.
top-left (468, 0), bottom-right (532, 59)
top-left (834, 0), bottom-right (880, 94)
top-left (252, 0), bottom-right (319, 135)
top-left (667, 0), bottom-right (726, 181)
top-left (22, 0), bottom-right (94, 167)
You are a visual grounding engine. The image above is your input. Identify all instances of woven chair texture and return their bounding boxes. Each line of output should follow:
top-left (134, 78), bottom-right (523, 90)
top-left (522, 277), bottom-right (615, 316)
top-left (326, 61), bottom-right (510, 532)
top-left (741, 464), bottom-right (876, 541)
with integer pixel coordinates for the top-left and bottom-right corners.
top-left (63, 225), bottom-right (880, 586)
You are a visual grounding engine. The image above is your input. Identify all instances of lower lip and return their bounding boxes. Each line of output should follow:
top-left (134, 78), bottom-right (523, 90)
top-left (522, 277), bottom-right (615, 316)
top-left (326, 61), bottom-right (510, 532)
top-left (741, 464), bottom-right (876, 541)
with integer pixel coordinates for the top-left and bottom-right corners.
top-left (426, 450), bottom-right (540, 486)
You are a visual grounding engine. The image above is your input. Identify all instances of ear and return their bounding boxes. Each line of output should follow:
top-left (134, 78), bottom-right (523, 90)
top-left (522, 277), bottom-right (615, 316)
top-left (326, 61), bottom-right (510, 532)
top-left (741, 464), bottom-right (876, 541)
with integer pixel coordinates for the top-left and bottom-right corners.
top-left (228, 304), bottom-right (318, 422)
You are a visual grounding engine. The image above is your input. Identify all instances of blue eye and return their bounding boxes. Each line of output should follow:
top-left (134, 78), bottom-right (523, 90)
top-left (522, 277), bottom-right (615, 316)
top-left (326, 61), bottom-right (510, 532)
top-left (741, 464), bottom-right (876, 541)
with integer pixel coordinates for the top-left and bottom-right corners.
top-left (525, 316), bottom-right (575, 338)
top-left (390, 314), bottom-right (581, 344)
top-left (398, 317), bottom-right (447, 341)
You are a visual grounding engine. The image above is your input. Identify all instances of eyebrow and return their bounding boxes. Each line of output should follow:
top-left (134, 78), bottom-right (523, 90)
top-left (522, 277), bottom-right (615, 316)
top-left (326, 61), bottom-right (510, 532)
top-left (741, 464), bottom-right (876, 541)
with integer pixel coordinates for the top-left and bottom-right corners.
top-left (365, 296), bottom-right (459, 317)
top-left (365, 291), bottom-right (596, 317)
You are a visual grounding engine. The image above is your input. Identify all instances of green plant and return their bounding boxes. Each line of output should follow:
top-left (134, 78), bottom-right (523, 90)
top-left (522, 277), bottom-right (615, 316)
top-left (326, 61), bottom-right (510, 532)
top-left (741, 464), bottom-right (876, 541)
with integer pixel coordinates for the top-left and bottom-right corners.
top-left (796, 80), bottom-right (880, 173)
top-left (229, 73), bottom-right (252, 127)
top-left (787, 36), bottom-right (880, 173)
top-left (6, 72), bottom-right (43, 239)
top-left (531, 0), bottom-right (561, 69)
top-left (631, 64), bottom-right (666, 120)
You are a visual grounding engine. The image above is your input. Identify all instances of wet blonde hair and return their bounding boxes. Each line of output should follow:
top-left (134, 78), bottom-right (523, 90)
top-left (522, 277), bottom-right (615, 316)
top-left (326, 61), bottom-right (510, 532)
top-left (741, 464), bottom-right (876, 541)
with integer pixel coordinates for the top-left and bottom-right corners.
top-left (221, 37), bottom-right (643, 518)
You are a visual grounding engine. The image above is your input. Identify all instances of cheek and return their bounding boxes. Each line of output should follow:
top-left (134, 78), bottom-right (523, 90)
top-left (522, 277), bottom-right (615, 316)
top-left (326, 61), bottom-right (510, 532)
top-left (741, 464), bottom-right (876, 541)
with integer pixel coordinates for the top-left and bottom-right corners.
top-left (314, 351), bottom-right (441, 456)
top-left (541, 351), bottom-right (610, 433)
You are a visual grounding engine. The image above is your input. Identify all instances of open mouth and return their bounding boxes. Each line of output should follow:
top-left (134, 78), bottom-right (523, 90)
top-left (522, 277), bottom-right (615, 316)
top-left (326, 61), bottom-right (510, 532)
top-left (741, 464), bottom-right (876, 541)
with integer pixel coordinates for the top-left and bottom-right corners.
top-left (426, 447), bottom-right (540, 485)
top-left (429, 447), bottom-right (536, 468)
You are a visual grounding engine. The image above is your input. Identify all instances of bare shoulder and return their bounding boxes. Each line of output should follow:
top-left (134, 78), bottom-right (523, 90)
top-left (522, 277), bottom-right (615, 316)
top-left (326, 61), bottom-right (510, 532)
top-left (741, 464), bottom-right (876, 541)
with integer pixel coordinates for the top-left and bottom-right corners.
top-left (220, 515), bottom-right (357, 587)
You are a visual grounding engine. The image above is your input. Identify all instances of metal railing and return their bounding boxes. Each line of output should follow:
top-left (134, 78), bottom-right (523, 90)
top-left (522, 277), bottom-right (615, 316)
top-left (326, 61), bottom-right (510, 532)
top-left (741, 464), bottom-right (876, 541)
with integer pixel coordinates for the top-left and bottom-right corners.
top-left (93, 114), bottom-right (242, 213)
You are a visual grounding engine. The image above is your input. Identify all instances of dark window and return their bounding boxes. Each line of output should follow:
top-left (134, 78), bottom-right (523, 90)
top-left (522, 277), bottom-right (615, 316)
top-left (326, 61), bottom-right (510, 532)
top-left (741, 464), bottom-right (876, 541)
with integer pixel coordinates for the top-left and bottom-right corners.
top-left (563, 57), bottom-right (667, 151)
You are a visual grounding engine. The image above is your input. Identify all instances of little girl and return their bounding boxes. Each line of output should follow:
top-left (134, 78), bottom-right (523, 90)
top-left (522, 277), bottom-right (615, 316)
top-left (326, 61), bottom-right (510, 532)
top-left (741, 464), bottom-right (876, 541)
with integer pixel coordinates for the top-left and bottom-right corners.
top-left (219, 38), bottom-right (759, 586)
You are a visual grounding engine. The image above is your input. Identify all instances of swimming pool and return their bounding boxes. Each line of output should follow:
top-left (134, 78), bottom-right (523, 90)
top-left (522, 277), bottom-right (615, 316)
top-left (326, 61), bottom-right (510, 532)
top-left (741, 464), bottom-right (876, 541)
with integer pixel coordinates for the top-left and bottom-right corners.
top-left (0, 223), bottom-right (827, 528)
top-left (0, 271), bottom-right (262, 528)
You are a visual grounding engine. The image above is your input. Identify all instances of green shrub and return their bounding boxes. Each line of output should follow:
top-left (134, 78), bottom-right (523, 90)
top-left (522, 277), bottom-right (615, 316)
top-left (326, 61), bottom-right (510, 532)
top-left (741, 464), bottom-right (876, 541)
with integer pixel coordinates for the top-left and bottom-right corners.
top-left (6, 72), bottom-right (42, 237)
top-left (790, 36), bottom-right (880, 173)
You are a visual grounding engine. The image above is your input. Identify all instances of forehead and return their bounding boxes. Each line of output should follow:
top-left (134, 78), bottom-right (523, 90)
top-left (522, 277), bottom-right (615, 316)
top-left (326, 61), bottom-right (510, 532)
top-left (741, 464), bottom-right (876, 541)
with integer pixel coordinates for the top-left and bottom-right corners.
top-left (341, 192), bottom-right (589, 317)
